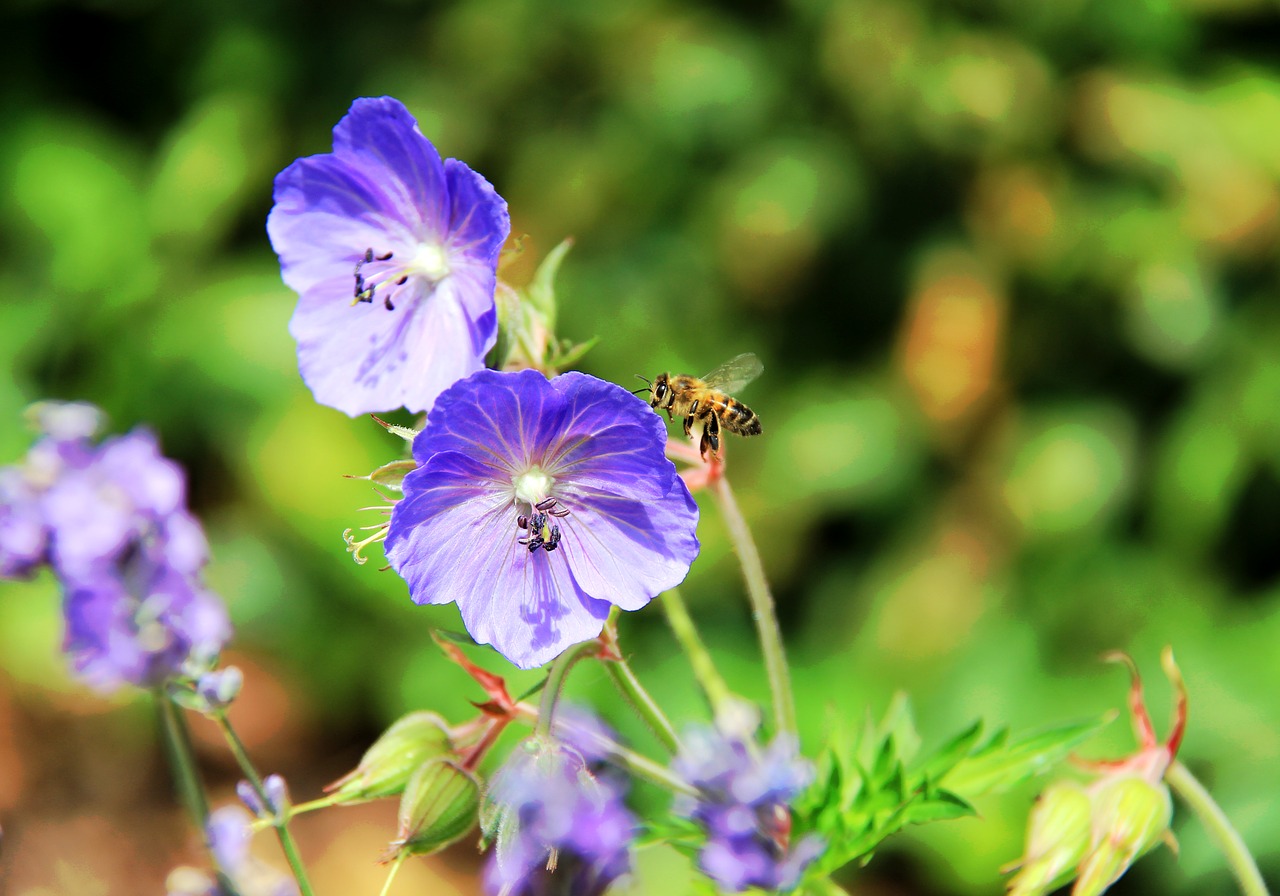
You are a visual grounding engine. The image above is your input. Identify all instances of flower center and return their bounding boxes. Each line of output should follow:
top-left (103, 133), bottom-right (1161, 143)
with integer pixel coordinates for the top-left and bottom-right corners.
top-left (511, 469), bottom-right (572, 554)
top-left (513, 467), bottom-right (554, 506)
top-left (351, 239), bottom-right (452, 311)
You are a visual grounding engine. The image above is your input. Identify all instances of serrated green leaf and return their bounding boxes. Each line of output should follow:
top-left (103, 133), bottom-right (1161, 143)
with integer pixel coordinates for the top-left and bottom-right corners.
top-left (940, 716), bottom-right (1109, 797)
top-left (901, 790), bottom-right (975, 825)
top-left (919, 720), bottom-right (985, 781)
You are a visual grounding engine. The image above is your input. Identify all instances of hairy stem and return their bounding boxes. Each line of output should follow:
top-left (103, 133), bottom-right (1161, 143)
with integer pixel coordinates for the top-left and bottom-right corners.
top-left (1166, 760), bottom-right (1270, 896)
top-left (660, 587), bottom-right (734, 713)
top-left (534, 638), bottom-right (602, 741)
top-left (601, 620), bottom-right (681, 753)
top-left (213, 712), bottom-right (316, 896)
top-left (710, 476), bottom-right (797, 736)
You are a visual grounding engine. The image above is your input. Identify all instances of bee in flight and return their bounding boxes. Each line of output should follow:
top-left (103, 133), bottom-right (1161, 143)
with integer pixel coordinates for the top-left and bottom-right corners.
top-left (636, 353), bottom-right (763, 459)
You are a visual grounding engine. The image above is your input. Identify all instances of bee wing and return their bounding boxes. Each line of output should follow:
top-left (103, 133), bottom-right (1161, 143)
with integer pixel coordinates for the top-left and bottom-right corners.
top-left (700, 353), bottom-right (763, 393)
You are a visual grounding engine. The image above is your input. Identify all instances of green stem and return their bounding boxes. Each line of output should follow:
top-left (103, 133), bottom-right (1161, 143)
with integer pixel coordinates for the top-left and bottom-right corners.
top-left (156, 693), bottom-right (211, 834)
top-left (710, 476), bottom-right (797, 736)
top-left (156, 694), bottom-right (243, 896)
top-left (602, 620), bottom-right (680, 754)
top-left (535, 639), bottom-right (602, 740)
top-left (213, 712), bottom-right (316, 896)
top-left (378, 854), bottom-right (406, 896)
top-left (1166, 760), bottom-right (1270, 896)
top-left (660, 588), bottom-right (734, 713)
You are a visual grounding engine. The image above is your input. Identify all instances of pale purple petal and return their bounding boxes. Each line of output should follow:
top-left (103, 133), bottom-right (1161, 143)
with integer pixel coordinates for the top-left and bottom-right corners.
top-left (268, 96), bottom-right (509, 416)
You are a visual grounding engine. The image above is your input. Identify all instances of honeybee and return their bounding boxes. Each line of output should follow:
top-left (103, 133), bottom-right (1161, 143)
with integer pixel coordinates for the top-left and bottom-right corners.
top-left (636, 353), bottom-right (763, 458)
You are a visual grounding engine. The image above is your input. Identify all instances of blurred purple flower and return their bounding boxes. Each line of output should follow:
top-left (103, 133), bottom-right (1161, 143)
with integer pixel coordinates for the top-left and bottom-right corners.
top-left (385, 368), bottom-right (699, 669)
top-left (484, 739), bottom-right (635, 896)
top-left (0, 403), bottom-right (230, 692)
top-left (267, 96), bottom-right (510, 416)
top-left (673, 726), bottom-right (824, 892)
top-left (205, 806), bottom-right (300, 896)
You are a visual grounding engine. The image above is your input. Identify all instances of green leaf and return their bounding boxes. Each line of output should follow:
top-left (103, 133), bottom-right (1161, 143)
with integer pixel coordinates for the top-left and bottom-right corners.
top-left (940, 716), bottom-right (1110, 798)
top-left (525, 237), bottom-right (574, 324)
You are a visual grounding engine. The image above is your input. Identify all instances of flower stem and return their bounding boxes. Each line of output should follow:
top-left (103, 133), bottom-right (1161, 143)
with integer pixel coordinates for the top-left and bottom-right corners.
top-left (1166, 760), bottom-right (1271, 896)
top-left (600, 619), bottom-right (681, 753)
top-left (534, 639), bottom-right (602, 741)
top-left (212, 712), bottom-right (316, 896)
top-left (155, 694), bottom-right (243, 896)
top-left (709, 476), bottom-right (797, 736)
top-left (660, 587), bottom-right (733, 713)
top-left (378, 854), bottom-right (406, 896)
top-left (156, 693), bottom-right (211, 835)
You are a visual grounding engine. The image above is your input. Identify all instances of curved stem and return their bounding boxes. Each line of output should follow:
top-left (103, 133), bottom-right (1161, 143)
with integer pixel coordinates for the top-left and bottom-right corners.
top-left (1166, 760), bottom-right (1270, 896)
top-left (535, 639), bottom-right (602, 740)
top-left (710, 476), bottom-right (797, 736)
top-left (213, 712), bottom-right (316, 896)
top-left (660, 588), bottom-right (733, 713)
top-left (600, 618), bottom-right (680, 753)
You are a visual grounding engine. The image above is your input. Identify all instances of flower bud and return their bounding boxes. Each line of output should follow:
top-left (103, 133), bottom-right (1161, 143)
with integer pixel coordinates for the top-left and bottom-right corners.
top-left (1006, 781), bottom-right (1094, 896)
top-left (327, 711), bottom-right (454, 804)
top-left (1073, 776), bottom-right (1172, 896)
top-left (386, 759), bottom-right (480, 859)
top-left (195, 666), bottom-right (243, 709)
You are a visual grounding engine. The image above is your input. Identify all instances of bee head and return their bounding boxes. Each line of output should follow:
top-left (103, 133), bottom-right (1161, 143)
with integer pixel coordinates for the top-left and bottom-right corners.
top-left (650, 373), bottom-right (672, 409)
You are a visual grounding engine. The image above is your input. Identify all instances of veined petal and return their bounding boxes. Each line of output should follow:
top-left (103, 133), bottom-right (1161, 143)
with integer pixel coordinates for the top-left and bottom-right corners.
top-left (555, 478), bottom-right (698, 611)
top-left (411, 368), bottom-right (570, 472)
top-left (386, 451), bottom-right (608, 669)
top-left (331, 96), bottom-right (450, 239)
top-left (444, 158), bottom-right (508, 271)
top-left (290, 272), bottom-right (491, 416)
top-left (268, 152), bottom-right (418, 296)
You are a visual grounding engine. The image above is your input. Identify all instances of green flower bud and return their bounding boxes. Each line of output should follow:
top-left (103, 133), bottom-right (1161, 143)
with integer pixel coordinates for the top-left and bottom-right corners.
top-left (1007, 781), bottom-right (1094, 896)
top-left (1073, 776), bottom-right (1172, 896)
top-left (387, 759), bottom-right (481, 859)
top-left (327, 711), bottom-right (454, 804)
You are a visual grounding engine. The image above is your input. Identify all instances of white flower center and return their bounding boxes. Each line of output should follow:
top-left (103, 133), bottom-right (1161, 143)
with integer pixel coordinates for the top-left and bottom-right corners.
top-left (513, 467), bottom-right (554, 506)
top-left (411, 241), bottom-right (451, 282)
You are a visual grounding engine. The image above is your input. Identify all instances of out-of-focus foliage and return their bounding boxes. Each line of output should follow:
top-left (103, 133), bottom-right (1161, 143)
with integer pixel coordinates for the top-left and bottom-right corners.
top-left (2, 0), bottom-right (1279, 893)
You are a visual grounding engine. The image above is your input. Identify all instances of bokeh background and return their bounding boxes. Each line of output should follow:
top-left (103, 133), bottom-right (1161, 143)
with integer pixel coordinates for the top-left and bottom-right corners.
top-left (2, 0), bottom-right (1279, 893)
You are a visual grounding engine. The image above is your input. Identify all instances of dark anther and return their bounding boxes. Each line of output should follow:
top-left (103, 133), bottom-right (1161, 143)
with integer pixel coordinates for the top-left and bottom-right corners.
top-left (376, 251), bottom-right (393, 261)
top-left (396, 276), bottom-right (408, 285)
top-left (516, 515), bottom-right (530, 529)
top-left (545, 525), bottom-right (562, 552)
top-left (535, 497), bottom-right (571, 518)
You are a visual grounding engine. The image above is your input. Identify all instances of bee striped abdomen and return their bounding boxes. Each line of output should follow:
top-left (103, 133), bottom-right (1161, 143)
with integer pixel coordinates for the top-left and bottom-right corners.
top-left (721, 398), bottom-right (761, 436)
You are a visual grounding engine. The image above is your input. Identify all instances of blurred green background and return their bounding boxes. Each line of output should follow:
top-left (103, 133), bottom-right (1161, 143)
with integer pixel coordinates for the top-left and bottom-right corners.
top-left (2, 0), bottom-right (1279, 893)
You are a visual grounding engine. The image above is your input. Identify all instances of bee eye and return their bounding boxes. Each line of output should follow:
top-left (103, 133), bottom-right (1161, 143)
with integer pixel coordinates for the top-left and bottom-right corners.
top-left (655, 383), bottom-right (667, 400)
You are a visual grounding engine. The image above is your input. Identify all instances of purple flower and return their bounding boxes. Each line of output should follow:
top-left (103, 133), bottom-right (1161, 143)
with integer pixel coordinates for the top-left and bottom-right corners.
top-left (205, 806), bottom-right (300, 896)
top-left (484, 739), bottom-right (635, 896)
top-left (0, 403), bottom-right (231, 692)
top-left (267, 96), bottom-right (510, 416)
top-left (385, 368), bottom-right (700, 669)
top-left (673, 726), bottom-right (824, 892)
top-left (0, 468), bottom-right (45, 578)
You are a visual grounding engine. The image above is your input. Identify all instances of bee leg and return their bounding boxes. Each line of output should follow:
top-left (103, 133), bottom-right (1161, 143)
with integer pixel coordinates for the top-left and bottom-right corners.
top-left (683, 415), bottom-right (694, 439)
top-left (700, 415), bottom-right (721, 459)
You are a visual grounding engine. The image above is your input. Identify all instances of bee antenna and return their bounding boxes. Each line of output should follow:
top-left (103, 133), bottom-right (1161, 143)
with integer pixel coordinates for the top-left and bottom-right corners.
top-left (633, 374), bottom-right (651, 385)
top-left (630, 374), bottom-right (652, 395)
